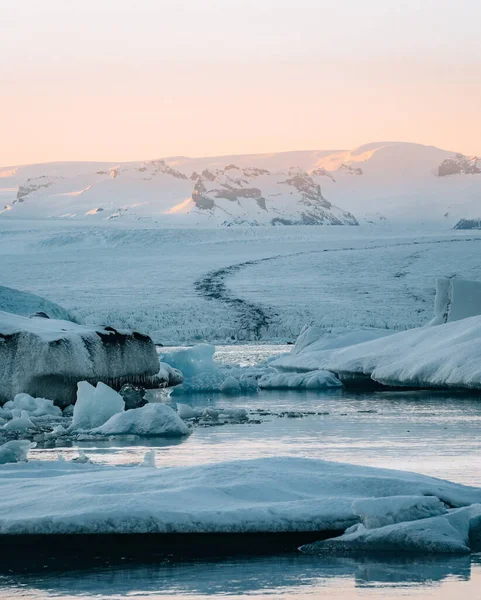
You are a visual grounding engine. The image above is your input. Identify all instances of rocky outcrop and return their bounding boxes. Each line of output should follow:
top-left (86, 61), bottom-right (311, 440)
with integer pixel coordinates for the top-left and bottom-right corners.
top-left (453, 218), bottom-right (481, 230)
top-left (189, 166), bottom-right (358, 226)
top-left (438, 154), bottom-right (481, 176)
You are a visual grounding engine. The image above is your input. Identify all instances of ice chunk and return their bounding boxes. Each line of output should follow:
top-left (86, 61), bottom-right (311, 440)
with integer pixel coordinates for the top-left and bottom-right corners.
top-left (3, 393), bottom-right (62, 418)
top-left (3, 410), bottom-right (35, 432)
top-left (177, 403), bottom-right (198, 420)
top-left (219, 376), bottom-right (241, 394)
top-left (430, 277), bottom-right (481, 326)
top-left (258, 370), bottom-right (342, 389)
top-left (160, 344), bottom-right (216, 378)
top-left (0, 440), bottom-right (33, 464)
top-left (91, 402), bottom-right (191, 437)
top-left (71, 382), bottom-right (125, 430)
top-left (301, 505), bottom-right (481, 556)
top-left (352, 495), bottom-right (448, 529)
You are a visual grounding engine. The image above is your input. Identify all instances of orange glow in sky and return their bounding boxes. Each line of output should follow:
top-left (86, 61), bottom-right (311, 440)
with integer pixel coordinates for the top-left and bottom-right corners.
top-left (1, 0), bottom-right (480, 165)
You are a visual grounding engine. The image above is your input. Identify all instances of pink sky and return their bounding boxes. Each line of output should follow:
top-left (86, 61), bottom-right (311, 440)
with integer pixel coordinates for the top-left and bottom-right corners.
top-left (2, 0), bottom-right (480, 166)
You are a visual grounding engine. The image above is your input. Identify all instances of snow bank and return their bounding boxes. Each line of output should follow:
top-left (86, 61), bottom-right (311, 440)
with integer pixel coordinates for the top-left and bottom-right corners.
top-left (273, 317), bottom-right (481, 389)
top-left (71, 382), bottom-right (125, 430)
top-left (430, 277), bottom-right (481, 325)
top-left (0, 311), bottom-right (167, 406)
top-left (92, 402), bottom-right (191, 437)
top-left (301, 505), bottom-right (481, 555)
top-left (0, 457), bottom-right (480, 536)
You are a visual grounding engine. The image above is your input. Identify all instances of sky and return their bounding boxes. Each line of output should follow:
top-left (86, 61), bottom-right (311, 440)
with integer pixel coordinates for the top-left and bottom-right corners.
top-left (1, 0), bottom-right (480, 165)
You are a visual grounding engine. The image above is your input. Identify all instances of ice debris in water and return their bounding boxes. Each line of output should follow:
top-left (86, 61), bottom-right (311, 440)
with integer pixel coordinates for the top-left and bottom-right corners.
top-left (161, 343), bottom-right (267, 395)
top-left (3, 393), bottom-right (62, 418)
top-left (91, 402), bottom-right (191, 437)
top-left (0, 440), bottom-right (34, 464)
top-left (141, 449), bottom-right (156, 468)
top-left (71, 381), bottom-right (125, 430)
top-left (72, 449), bottom-right (92, 464)
top-left (3, 410), bottom-right (35, 432)
top-left (258, 370), bottom-right (342, 390)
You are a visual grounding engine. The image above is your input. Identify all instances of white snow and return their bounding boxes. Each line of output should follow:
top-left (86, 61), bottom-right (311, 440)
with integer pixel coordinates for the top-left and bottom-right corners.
top-left (273, 316), bottom-right (481, 390)
top-left (0, 440), bottom-right (33, 464)
top-left (1, 457), bottom-right (481, 536)
top-left (91, 402), bottom-right (191, 437)
top-left (2, 142), bottom-right (480, 227)
top-left (71, 381), bottom-right (125, 430)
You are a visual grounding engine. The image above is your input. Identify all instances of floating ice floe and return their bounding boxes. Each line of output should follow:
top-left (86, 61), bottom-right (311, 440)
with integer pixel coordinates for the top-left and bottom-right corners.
top-left (91, 402), bottom-right (191, 437)
top-left (272, 317), bottom-right (481, 390)
top-left (1, 457), bottom-right (480, 546)
top-left (0, 311), bottom-right (174, 406)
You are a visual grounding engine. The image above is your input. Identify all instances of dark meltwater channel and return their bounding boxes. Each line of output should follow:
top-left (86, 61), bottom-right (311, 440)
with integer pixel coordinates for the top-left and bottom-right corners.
top-left (3, 345), bottom-right (481, 599)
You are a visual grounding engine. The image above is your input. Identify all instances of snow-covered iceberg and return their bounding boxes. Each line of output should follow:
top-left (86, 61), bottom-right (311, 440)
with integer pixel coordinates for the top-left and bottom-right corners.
top-left (0, 311), bottom-right (178, 406)
top-left (272, 317), bottom-right (481, 389)
top-left (1, 457), bottom-right (480, 537)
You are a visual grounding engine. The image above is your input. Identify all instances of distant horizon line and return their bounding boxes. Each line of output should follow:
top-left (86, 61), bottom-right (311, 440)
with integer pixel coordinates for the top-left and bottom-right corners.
top-left (1, 140), bottom-right (478, 170)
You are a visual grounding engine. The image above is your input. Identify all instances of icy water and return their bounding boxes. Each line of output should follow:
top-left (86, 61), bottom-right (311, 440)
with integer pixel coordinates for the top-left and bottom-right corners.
top-left (3, 345), bottom-right (481, 599)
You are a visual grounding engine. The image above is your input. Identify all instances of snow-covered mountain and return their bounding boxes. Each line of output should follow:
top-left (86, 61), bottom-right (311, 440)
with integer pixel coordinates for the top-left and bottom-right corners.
top-left (1, 141), bottom-right (480, 228)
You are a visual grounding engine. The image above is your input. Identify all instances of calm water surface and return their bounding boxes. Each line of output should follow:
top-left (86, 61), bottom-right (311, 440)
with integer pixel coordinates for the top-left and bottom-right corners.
top-left (4, 345), bottom-right (481, 599)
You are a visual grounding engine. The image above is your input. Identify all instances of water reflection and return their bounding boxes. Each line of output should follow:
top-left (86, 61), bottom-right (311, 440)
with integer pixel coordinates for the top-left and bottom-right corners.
top-left (0, 554), bottom-right (479, 599)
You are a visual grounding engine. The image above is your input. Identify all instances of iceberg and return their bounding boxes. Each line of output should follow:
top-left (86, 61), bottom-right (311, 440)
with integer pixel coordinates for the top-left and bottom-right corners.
top-left (71, 381), bottom-right (125, 430)
top-left (91, 402), bottom-right (191, 437)
top-left (273, 317), bottom-right (481, 390)
top-left (0, 457), bottom-right (480, 536)
top-left (429, 277), bottom-right (481, 325)
top-left (0, 311), bottom-right (174, 406)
